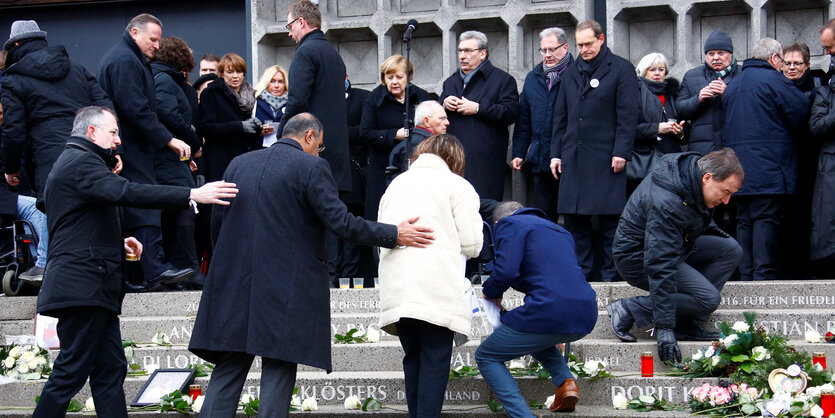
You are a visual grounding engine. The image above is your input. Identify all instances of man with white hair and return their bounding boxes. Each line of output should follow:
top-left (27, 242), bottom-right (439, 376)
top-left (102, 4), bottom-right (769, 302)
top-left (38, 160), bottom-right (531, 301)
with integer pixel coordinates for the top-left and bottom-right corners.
top-left (722, 37), bottom-right (809, 281)
top-left (386, 100), bottom-right (449, 181)
top-left (441, 30), bottom-right (518, 200)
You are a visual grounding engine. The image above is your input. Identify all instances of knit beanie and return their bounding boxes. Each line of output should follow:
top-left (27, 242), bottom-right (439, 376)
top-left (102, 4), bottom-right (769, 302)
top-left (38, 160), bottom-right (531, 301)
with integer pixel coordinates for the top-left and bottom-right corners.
top-left (704, 29), bottom-right (733, 54)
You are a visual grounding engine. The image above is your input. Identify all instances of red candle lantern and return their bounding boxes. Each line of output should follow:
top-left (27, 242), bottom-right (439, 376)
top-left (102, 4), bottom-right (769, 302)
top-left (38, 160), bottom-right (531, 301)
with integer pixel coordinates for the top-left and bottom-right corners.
top-left (821, 391), bottom-right (835, 417)
top-left (813, 352), bottom-right (827, 370)
top-left (641, 352), bottom-right (653, 377)
top-left (189, 384), bottom-right (202, 401)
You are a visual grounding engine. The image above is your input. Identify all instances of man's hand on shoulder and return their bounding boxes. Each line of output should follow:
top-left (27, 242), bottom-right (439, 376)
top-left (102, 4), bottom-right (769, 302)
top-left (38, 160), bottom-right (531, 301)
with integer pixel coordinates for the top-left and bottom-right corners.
top-left (396, 216), bottom-right (435, 248)
top-left (190, 181), bottom-right (239, 205)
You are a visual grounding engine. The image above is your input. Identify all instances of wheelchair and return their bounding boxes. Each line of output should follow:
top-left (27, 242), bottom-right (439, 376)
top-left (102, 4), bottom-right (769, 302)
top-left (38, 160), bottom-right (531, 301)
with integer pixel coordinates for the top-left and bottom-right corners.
top-left (0, 218), bottom-right (40, 296)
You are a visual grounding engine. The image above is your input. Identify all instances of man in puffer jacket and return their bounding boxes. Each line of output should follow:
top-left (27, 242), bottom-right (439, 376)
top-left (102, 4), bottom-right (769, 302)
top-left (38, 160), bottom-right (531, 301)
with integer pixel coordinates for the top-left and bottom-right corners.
top-left (607, 149), bottom-right (743, 363)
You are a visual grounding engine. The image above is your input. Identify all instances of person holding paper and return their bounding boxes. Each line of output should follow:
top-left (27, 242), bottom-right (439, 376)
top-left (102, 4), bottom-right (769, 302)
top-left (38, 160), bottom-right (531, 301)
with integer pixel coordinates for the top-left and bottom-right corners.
top-left (477, 201), bottom-right (597, 416)
top-left (253, 65), bottom-right (288, 148)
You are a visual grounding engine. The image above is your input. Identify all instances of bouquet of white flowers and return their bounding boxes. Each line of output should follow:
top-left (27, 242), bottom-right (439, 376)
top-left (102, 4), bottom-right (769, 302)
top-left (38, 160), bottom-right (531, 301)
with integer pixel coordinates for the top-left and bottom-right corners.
top-left (0, 343), bottom-right (51, 380)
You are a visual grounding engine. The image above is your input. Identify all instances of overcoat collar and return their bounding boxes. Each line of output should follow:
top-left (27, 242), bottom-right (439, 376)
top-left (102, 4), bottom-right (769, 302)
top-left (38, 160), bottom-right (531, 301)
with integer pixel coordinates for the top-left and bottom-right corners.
top-left (121, 30), bottom-right (147, 64)
top-left (449, 59), bottom-right (497, 96)
top-left (66, 135), bottom-right (117, 167)
top-left (372, 83), bottom-right (422, 107)
top-left (298, 29), bottom-right (326, 47)
top-left (571, 47), bottom-right (613, 94)
top-left (276, 137), bottom-right (304, 151)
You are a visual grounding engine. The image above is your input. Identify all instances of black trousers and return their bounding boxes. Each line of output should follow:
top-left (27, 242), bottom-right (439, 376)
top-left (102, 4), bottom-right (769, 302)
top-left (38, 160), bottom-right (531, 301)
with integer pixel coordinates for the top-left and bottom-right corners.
top-left (620, 235), bottom-right (742, 328)
top-left (33, 307), bottom-right (127, 418)
top-left (395, 318), bottom-right (454, 418)
top-left (133, 225), bottom-right (174, 281)
top-left (735, 195), bottom-right (782, 281)
top-left (563, 214), bottom-right (619, 281)
top-left (199, 352), bottom-right (297, 418)
top-left (531, 171), bottom-right (559, 222)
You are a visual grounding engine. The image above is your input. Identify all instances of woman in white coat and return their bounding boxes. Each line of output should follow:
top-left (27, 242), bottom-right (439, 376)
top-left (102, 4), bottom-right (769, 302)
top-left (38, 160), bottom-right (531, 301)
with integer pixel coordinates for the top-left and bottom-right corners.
top-left (378, 134), bottom-right (483, 417)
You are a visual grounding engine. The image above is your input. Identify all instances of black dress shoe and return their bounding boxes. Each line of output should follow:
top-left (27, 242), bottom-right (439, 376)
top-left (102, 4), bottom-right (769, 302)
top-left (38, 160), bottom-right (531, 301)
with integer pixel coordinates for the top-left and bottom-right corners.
top-left (147, 268), bottom-right (195, 291)
top-left (675, 321), bottom-right (720, 341)
top-left (607, 299), bottom-right (637, 342)
top-left (124, 281), bottom-right (148, 293)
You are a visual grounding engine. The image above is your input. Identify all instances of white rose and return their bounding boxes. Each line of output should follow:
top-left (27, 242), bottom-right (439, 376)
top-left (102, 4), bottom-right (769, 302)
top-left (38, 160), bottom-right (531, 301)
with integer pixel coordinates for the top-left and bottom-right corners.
top-left (815, 362), bottom-right (825, 372)
top-left (6, 370), bottom-right (19, 379)
top-left (290, 395), bottom-right (302, 407)
top-left (353, 329), bottom-right (366, 339)
top-left (301, 397), bottom-right (318, 411)
top-left (612, 392), bottom-right (628, 410)
top-left (20, 351), bottom-right (35, 362)
top-left (807, 386), bottom-right (823, 397)
top-left (344, 395), bottom-right (362, 410)
top-left (181, 396), bottom-right (192, 404)
top-left (722, 334), bottom-right (739, 346)
top-left (151, 332), bottom-right (171, 345)
top-left (810, 404), bottom-right (824, 418)
top-left (731, 321), bottom-right (750, 333)
top-left (192, 395), bottom-right (205, 413)
top-left (3, 356), bottom-right (15, 369)
top-left (583, 360), bottom-right (606, 375)
top-left (240, 393), bottom-right (255, 404)
top-left (692, 351), bottom-right (703, 361)
top-left (16, 362), bottom-right (29, 374)
top-left (705, 347), bottom-right (716, 358)
top-left (806, 330), bottom-right (822, 343)
top-left (84, 397), bottom-right (95, 412)
top-left (36, 356), bottom-right (47, 366)
top-left (751, 346), bottom-right (769, 361)
top-left (712, 356), bottom-right (721, 367)
top-left (545, 395), bottom-right (555, 408)
top-left (27, 360), bottom-right (39, 370)
top-left (365, 327), bottom-right (381, 343)
top-left (8, 346), bottom-right (21, 359)
top-left (508, 359), bottom-right (527, 370)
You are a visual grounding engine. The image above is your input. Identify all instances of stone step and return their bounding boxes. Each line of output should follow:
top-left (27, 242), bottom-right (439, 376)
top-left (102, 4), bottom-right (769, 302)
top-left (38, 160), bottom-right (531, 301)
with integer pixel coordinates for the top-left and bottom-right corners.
top-left (2, 280), bottom-right (833, 320)
top-left (0, 405), bottom-right (694, 417)
top-left (76, 339), bottom-right (835, 374)
top-left (0, 371), bottom-right (718, 408)
top-left (3, 308), bottom-right (835, 345)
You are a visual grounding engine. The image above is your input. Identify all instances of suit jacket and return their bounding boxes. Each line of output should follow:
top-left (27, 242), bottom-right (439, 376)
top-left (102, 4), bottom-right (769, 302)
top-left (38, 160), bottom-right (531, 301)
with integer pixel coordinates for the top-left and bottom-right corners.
top-left (440, 60), bottom-right (519, 200)
top-left (37, 137), bottom-right (190, 316)
top-left (189, 138), bottom-right (397, 372)
top-left (278, 30), bottom-right (351, 192)
top-left (550, 47), bottom-right (639, 215)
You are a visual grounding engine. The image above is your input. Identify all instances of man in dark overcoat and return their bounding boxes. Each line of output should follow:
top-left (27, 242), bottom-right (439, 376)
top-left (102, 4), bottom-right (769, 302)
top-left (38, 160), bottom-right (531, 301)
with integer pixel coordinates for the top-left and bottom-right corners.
top-left (33, 106), bottom-right (237, 418)
top-left (549, 20), bottom-right (638, 282)
top-left (440, 30), bottom-right (519, 201)
top-left (722, 38), bottom-right (810, 281)
top-left (189, 113), bottom-right (434, 416)
top-left (97, 13), bottom-right (194, 290)
top-left (278, 0), bottom-right (352, 284)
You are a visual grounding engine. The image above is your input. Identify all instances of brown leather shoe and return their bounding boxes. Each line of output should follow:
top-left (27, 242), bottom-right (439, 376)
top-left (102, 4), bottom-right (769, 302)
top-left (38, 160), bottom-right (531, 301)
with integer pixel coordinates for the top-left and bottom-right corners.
top-left (549, 378), bottom-right (579, 412)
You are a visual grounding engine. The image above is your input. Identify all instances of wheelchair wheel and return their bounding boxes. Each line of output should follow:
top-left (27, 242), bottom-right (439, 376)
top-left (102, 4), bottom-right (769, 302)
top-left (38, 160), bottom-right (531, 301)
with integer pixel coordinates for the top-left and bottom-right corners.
top-left (2, 268), bottom-right (22, 296)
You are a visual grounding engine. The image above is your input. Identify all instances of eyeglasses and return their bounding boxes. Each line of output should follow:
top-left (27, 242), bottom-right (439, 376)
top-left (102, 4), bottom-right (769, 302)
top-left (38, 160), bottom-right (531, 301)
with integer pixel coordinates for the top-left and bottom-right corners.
top-left (457, 48), bottom-right (483, 54)
top-left (317, 144), bottom-right (326, 153)
top-left (785, 61), bottom-right (806, 68)
top-left (285, 17), bottom-right (301, 30)
top-left (774, 54), bottom-right (784, 63)
top-left (538, 43), bottom-right (567, 55)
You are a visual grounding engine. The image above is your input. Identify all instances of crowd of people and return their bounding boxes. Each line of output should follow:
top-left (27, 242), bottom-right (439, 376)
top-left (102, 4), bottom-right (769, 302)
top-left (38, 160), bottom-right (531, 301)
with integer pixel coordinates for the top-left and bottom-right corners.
top-left (6, 0), bottom-right (835, 416)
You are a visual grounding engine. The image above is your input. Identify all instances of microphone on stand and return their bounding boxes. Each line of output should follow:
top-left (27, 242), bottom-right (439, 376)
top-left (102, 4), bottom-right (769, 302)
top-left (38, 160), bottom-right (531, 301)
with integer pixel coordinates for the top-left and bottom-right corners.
top-left (403, 19), bottom-right (419, 42)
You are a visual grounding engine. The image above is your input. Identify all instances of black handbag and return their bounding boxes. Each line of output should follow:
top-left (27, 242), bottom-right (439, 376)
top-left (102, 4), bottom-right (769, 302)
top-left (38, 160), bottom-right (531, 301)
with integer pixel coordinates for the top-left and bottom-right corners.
top-left (626, 149), bottom-right (662, 182)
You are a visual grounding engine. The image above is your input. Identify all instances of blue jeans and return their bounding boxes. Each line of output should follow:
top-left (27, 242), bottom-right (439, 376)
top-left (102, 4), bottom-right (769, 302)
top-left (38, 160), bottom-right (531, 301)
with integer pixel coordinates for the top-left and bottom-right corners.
top-left (475, 324), bottom-right (585, 418)
top-left (16, 196), bottom-right (48, 268)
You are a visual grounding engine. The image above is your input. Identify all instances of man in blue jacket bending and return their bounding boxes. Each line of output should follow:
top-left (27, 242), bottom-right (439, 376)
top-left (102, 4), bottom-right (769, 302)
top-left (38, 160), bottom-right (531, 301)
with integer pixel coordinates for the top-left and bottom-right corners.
top-left (477, 201), bottom-right (597, 416)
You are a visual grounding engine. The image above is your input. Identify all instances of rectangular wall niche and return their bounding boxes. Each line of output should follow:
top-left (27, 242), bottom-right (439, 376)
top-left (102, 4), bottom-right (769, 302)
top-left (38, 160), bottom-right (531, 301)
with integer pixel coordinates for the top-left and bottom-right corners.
top-left (400, 0), bottom-right (440, 13)
top-left (629, 20), bottom-right (676, 66)
top-left (775, 8), bottom-right (825, 57)
top-left (337, 0), bottom-right (376, 17)
top-left (339, 40), bottom-right (379, 87)
top-left (392, 36), bottom-right (443, 85)
top-left (700, 15), bottom-right (749, 60)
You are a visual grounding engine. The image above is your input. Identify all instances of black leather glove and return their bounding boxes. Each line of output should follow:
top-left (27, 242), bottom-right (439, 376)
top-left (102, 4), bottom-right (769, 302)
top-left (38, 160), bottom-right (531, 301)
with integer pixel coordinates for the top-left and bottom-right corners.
top-left (242, 117), bottom-right (262, 134)
top-left (656, 328), bottom-right (682, 364)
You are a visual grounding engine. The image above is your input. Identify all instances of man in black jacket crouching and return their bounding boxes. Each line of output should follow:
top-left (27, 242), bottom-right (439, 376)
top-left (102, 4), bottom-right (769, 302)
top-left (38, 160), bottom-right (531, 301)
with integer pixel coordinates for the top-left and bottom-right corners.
top-left (607, 148), bottom-right (743, 363)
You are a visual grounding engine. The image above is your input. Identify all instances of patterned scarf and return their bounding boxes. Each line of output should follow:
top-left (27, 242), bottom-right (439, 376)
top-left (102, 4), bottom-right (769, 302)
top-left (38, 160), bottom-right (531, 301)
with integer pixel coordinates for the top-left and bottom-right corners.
top-left (713, 57), bottom-right (737, 78)
top-left (544, 54), bottom-right (572, 91)
top-left (229, 80), bottom-right (256, 114)
top-left (258, 89), bottom-right (288, 115)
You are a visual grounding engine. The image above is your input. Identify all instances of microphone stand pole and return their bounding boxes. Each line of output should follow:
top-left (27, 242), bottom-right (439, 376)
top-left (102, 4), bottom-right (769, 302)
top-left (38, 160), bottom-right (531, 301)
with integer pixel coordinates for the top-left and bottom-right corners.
top-left (403, 33), bottom-right (413, 170)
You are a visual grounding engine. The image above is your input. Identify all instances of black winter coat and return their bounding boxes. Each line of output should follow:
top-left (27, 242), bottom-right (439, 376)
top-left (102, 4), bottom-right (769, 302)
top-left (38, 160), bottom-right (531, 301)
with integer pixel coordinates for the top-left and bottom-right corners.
top-left (189, 138), bottom-right (397, 372)
top-left (151, 61), bottom-right (199, 188)
top-left (198, 79), bottom-right (259, 183)
top-left (1, 40), bottom-right (112, 203)
top-left (37, 137), bottom-right (189, 316)
top-left (676, 63), bottom-right (739, 155)
top-left (808, 86), bottom-right (835, 259)
top-left (550, 47), bottom-right (639, 215)
top-left (98, 31), bottom-right (173, 229)
top-left (278, 30), bottom-right (351, 192)
top-left (440, 60), bottom-right (519, 200)
top-left (613, 153), bottom-right (726, 329)
top-left (512, 59), bottom-right (571, 174)
top-left (359, 84), bottom-right (429, 220)
top-left (387, 125), bottom-right (432, 183)
top-left (722, 59), bottom-right (810, 196)
top-left (636, 78), bottom-right (682, 155)
top-left (343, 85), bottom-right (370, 206)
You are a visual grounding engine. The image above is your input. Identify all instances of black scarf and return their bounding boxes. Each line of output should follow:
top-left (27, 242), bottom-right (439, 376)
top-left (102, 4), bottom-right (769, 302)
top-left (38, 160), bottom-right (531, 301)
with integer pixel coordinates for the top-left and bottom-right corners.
top-left (576, 46), bottom-right (610, 82)
top-left (543, 54), bottom-right (572, 91)
top-left (640, 77), bottom-right (668, 95)
top-left (5, 39), bottom-right (47, 69)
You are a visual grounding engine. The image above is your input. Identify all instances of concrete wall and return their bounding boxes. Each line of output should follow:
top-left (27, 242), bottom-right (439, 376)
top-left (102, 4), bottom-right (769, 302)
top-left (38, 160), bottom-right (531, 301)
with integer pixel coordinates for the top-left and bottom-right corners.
top-left (252, 0), bottom-right (835, 91)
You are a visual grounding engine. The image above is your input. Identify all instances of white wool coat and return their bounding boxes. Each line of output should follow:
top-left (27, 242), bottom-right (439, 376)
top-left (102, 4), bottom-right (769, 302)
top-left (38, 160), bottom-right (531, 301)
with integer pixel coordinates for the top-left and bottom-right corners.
top-left (377, 153), bottom-right (484, 336)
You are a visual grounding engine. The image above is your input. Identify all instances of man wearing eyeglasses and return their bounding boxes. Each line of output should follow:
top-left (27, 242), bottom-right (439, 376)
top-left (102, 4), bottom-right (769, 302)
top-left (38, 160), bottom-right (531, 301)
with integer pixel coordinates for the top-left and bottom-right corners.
top-left (511, 27), bottom-right (573, 222)
top-left (549, 20), bottom-right (638, 283)
top-left (440, 30), bottom-right (519, 201)
top-left (722, 38), bottom-right (810, 282)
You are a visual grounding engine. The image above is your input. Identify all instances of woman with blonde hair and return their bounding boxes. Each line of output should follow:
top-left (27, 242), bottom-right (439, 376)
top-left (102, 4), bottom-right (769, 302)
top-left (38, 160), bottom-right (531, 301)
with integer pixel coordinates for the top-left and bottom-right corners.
top-left (378, 133), bottom-right (483, 417)
top-left (254, 65), bottom-right (289, 124)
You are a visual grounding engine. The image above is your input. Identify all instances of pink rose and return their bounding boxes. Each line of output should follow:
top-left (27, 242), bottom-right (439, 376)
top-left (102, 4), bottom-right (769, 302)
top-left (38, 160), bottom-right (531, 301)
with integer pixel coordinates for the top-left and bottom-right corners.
top-left (712, 388), bottom-right (732, 405)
